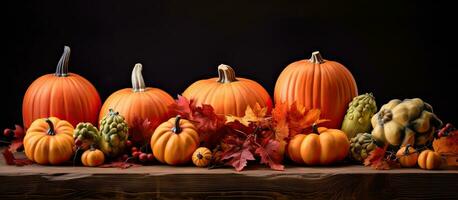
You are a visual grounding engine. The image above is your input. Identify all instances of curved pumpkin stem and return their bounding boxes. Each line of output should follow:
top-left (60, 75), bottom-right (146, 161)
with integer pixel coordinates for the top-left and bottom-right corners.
top-left (217, 64), bottom-right (238, 83)
top-left (172, 115), bottom-right (182, 133)
top-left (45, 118), bottom-right (56, 136)
top-left (131, 63), bottom-right (146, 92)
top-left (310, 51), bottom-right (325, 64)
top-left (312, 123), bottom-right (319, 134)
top-left (197, 152), bottom-right (203, 159)
top-left (55, 46), bottom-right (71, 77)
top-left (404, 144), bottom-right (412, 155)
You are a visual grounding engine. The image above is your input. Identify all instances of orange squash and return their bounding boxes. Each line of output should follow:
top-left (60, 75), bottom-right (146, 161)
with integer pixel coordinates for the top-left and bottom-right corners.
top-left (23, 117), bottom-right (74, 165)
top-left (274, 51), bottom-right (358, 128)
top-left (192, 147), bottom-right (212, 167)
top-left (418, 150), bottom-right (442, 170)
top-left (150, 116), bottom-right (200, 165)
top-left (22, 46), bottom-right (101, 129)
top-left (99, 63), bottom-right (174, 144)
top-left (396, 145), bottom-right (418, 167)
top-left (287, 124), bottom-right (349, 165)
top-left (81, 148), bottom-right (105, 167)
top-left (182, 64), bottom-right (272, 117)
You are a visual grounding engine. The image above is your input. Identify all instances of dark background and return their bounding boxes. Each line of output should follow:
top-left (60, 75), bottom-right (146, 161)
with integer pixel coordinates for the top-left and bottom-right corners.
top-left (3, 1), bottom-right (457, 131)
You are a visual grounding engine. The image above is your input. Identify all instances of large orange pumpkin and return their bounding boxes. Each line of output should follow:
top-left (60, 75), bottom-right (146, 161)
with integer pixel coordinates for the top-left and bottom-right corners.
top-left (150, 115), bottom-right (200, 165)
top-left (274, 51), bottom-right (358, 128)
top-left (287, 124), bottom-right (349, 165)
top-left (182, 64), bottom-right (272, 117)
top-left (22, 46), bottom-right (101, 129)
top-left (23, 117), bottom-right (75, 165)
top-left (99, 63), bottom-right (174, 144)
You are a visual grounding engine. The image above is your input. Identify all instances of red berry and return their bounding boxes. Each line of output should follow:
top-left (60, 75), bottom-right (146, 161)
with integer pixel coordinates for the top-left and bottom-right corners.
top-left (147, 153), bottom-right (154, 161)
top-left (126, 140), bottom-right (132, 147)
top-left (132, 151), bottom-right (141, 158)
top-left (3, 128), bottom-right (11, 137)
top-left (75, 139), bottom-right (83, 146)
top-left (122, 154), bottom-right (129, 160)
top-left (131, 147), bottom-right (138, 153)
top-left (139, 153), bottom-right (147, 162)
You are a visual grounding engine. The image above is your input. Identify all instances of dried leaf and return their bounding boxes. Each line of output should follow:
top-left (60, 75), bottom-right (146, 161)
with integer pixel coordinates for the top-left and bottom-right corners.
top-left (272, 102), bottom-right (289, 142)
top-left (434, 125), bottom-right (458, 155)
top-left (99, 161), bottom-right (140, 169)
top-left (364, 145), bottom-right (399, 170)
top-left (221, 140), bottom-right (255, 172)
top-left (255, 139), bottom-right (284, 171)
top-left (226, 103), bottom-right (267, 126)
top-left (2, 148), bottom-right (33, 166)
top-left (129, 117), bottom-right (162, 145)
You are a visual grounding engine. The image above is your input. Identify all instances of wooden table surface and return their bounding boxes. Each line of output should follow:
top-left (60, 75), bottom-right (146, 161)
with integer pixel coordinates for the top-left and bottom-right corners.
top-left (1, 151), bottom-right (457, 200)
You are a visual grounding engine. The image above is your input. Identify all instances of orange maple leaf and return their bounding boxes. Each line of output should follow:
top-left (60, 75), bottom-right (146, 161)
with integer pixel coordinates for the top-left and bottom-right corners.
top-left (226, 103), bottom-right (267, 126)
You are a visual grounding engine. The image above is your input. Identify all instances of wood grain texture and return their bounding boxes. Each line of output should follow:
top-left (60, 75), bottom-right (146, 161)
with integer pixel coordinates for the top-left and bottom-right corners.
top-left (1, 151), bottom-right (457, 199)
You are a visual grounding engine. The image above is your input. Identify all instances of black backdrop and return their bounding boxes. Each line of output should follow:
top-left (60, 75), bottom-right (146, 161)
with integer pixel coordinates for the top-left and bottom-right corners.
top-left (3, 1), bottom-right (457, 131)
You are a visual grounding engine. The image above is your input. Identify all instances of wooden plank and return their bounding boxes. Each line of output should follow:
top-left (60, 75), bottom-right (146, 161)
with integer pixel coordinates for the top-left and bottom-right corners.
top-left (1, 151), bottom-right (457, 199)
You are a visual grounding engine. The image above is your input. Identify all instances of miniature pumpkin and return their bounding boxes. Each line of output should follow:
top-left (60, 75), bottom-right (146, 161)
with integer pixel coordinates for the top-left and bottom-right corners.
top-left (81, 148), bottom-right (105, 167)
top-left (182, 64), bottom-right (272, 117)
top-left (371, 98), bottom-right (442, 147)
top-left (418, 150), bottom-right (442, 170)
top-left (100, 63), bottom-right (174, 144)
top-left (22, 46), bottom-right (101, 129)
top-left (192, 147), bottom-right (212, 167)
top-left (23, 117), bottom-right (74, 165)
top-left (287, 124), bottom-right (349, 165)
top-left (396, 145), bottom-right (418, 167)
top-left (274, 51), bottom-right (357, 128)
top-left (150, 115), bottom-right (200, 165)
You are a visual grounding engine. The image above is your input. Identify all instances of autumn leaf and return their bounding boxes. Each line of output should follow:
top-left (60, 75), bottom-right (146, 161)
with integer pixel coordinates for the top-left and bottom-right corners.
top-left (364, 145), bottom-right (399, 170)
top-left (272, 102), bottom-right (289, 142)
top-left (3, 125), bottom-right (25, 152)
top-left (221, 140), bottom-right (255, 172)
top-left (168, 95), bottom-right (226, 147)
top-left (129, 117), bottom-right (162, 144)
top-left (255, 139), bottom-right (284, 171)
top-left (226, 103), bottom-right (268, 126)
top-left (2, 148), bottom-right (33, 166)
top-left (99, 161), bottom-right (141, 169)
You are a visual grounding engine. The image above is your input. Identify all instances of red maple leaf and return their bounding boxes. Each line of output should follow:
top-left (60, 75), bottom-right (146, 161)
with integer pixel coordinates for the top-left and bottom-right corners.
top-left (168, 95), bottom-right (226, 147)
top-left (99, 161), bottom-right (141, 169)
top-left (129, 117), bottom-right (162, 145)
top-left (255, 139), bottom-right (284, 171)
top-left (364, 145), bottom-right (399, 170)
top-left (221, 139), bottom-right (255, 172)
top-left (3, 125), bottom-right (25, 152)
top-left (2, 148), bottom-right (33, 166)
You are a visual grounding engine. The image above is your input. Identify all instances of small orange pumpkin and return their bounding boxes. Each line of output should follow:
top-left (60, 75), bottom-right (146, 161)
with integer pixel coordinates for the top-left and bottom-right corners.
top-left (100, 63), bottom-right (174, 144)
top-left (287, 124), bottom-right (349, 165)
top-left (192, 147), bottom-right (212, 167)
top-left (22, 46), bottom-right (101, 129)
top-left (150, 116), bottom-right (200, 165)
top-left (23, 117), bottom-right (74, 165)
top-left (81, 148), bottom-right (105, 167)
top-left (182, 64), bottom-right (272, 117)
top-left (274, 51), bottom-right (358, 128)
top-left (418, 150), bottom-right (442, 170)
top-left (396, 145), bottom-right (418, 167)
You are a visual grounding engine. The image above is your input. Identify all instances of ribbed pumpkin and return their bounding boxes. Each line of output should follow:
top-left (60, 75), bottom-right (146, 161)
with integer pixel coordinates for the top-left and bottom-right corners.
top-left (81, 148), bottom-right (105, 167)
top-left (23, 117), bottom-right (75, 165)
top-left (192, 147), bottom-right (212, 167)
top-left (287, 124), bottom-right (349, 165)
top-left (22, 46), bottom-right (101, 129)
top-left (182, 64), bottom-right (272, 117)
top-left (396, 145), bottom-right (419, 167)
top-left (99, 63), bottom-right (174, 144)
top-left (150, 116), bottom-right (200, 165)
top-left (274, 51), bottom-right (358, 128)
top-left (418, 150), bottom-right (442, 170)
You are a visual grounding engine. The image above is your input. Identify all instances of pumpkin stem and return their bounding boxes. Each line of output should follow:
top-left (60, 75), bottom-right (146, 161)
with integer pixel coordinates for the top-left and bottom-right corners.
top-left (45, 118), bottom-right (56, 135)
top-left (312, 123), bottom-right (319, 134)
top-left (197, 152), bottom-right (203, 159)
top-left (131, 63), bottom-right (146, 92)
top-left (310, 51), bottom-right (325, 64)
top-left (108, 108), bottom-right (119, 116)
top-left (55, 46), bottom-right (71, 77)
top-left (404, 144), bottom-right (412, 155)
top-left (217, 64), bottom-right (238, 83)
top-left (172, 115), bottom-right (182, 133)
